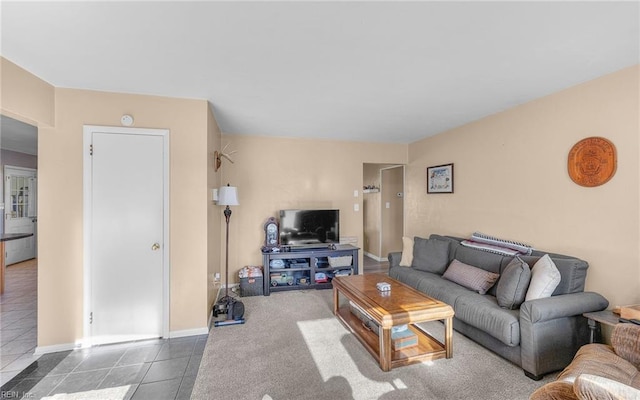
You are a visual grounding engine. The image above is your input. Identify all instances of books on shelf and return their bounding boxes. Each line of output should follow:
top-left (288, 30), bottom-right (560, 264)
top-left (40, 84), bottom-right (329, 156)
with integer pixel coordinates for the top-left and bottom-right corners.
top-left (391, 328), bottom-right (418, 350)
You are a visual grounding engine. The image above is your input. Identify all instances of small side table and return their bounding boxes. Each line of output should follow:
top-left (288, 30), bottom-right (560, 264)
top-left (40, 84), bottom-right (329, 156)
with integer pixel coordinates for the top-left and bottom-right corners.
top-left (583, 310), bottom-right (620, 343)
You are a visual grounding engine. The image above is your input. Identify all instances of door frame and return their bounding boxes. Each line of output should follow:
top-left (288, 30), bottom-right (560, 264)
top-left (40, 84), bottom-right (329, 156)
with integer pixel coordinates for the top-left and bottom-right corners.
top-left (82, 125), bottom-right (170, 347)
top-left (379, 165), bottom-right (405, 261)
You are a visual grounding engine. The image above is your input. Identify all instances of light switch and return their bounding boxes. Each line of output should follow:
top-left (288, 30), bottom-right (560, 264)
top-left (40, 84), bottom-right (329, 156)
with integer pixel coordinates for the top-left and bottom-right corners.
top-left (354, 203), bottom-right (360, 212)
top-left (353, 190), bottom-right (359, 197)
top-left (386, 202), bottom-right (390, 209)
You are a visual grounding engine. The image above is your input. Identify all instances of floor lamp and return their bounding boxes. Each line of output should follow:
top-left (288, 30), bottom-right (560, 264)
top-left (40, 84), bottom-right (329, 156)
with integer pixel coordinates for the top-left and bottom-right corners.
top-left (214, 184), bottom-right (245, 326)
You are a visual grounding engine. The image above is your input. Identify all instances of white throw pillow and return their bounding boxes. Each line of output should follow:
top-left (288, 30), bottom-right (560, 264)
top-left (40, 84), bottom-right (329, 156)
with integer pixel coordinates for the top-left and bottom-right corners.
top-left (525, 254), bottom-right (561, 301)
top-left (399, 236), bottom-right (414, 267)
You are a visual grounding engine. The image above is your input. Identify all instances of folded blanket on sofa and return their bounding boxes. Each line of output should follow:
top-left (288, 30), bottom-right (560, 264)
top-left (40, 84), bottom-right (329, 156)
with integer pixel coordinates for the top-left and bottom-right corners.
top-left (461, 232), bottom-right (533, 256)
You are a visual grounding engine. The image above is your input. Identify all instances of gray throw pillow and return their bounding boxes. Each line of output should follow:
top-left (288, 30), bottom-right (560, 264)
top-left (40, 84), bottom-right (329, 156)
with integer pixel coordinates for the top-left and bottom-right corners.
top-left (412, 237), bottom-right (450, 274)
top-left (442, 259), bottom-right (500, 295)
top-left (496, 257), bottom-right (531, 309)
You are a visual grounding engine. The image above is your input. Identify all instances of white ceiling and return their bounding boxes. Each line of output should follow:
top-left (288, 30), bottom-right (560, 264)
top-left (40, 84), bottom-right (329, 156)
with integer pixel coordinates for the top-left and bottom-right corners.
top-left (1, 1), bottom-right (638, 144)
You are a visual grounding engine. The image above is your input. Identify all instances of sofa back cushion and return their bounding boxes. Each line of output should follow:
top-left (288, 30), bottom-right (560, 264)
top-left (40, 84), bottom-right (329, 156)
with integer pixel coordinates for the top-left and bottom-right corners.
top-left (436, 235), bottom-right (588, 296)
top-left (412, 236), bottom-right (451, 274)
top-left (520, 252), bottom-right (588, 295)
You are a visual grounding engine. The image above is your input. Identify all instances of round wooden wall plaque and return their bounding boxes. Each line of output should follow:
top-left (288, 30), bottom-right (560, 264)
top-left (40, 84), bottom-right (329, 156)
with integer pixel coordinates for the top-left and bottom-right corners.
top-left (568, 137), bottom-right (617, 187)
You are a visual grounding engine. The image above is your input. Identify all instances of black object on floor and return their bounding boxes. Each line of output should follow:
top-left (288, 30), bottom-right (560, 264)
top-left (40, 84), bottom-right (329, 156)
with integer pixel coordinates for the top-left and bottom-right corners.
top-left (213, 296), bottom-right (245, 327)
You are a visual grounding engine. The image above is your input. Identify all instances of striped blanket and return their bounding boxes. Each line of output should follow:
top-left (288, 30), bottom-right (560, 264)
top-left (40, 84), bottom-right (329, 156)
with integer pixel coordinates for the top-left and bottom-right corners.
top-left (461, 232), bottom-right (533, 256)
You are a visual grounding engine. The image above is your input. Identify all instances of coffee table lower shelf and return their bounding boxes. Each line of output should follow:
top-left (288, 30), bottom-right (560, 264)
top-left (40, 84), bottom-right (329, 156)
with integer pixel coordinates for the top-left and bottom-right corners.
top-left (336, 307), bottom-right (448, 370)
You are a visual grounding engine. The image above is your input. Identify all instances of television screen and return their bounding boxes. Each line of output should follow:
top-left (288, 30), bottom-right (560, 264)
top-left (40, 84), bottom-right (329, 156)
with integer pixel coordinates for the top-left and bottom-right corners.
top-left (279, 209), bottom-right (340, 246)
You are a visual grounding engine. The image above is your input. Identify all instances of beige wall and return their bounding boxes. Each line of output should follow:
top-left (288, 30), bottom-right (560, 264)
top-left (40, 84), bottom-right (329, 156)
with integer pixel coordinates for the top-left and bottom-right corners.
top-left (0, 58), bottom-right (55, 127)
top-left (2, 57), bottom-right (215, 348)
top-left (218, 135), bottom-right (407, 283)
top-left (406, 65), bottom-right (640, 308)
top-left (4, 54), bottom-right (638, 348)
top-left (37, 89), bottom-right (212, 345)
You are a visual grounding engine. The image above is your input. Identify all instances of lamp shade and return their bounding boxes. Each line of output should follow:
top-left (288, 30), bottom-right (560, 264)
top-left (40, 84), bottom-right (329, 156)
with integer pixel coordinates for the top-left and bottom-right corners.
top-left (218, 185), bottom-right (239, 206)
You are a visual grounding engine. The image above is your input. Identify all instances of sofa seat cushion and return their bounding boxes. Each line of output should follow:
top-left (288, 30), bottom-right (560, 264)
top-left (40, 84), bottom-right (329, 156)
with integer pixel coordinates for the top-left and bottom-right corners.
top-left (414, 274), bottom-right (474, 308)
top-left (389, 267), bottom-right (469, 307)
top-left (454, 293), bottom-right (521, 346)
top-left (557, 344), bottom-right (640, 389)
top-left (389, 266), bottom-right (427, 290)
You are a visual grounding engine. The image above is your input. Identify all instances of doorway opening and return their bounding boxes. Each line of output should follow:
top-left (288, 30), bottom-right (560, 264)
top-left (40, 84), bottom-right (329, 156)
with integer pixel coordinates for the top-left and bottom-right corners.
top-left (362, 163), bottom-right (404, 274)
top-left (0, 115), bottom-right (39, 382)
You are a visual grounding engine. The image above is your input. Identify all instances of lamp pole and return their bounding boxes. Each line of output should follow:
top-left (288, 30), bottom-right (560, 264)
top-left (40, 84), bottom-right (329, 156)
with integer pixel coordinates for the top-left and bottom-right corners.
top-left (223, 205), bottom-right (232, 301)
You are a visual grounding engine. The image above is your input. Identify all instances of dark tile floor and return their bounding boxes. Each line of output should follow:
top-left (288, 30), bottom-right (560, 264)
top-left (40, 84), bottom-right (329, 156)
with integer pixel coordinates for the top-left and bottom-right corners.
top-left (1, 258), bottom-right (209, 399)
top-left (0, 334), bottom-right (208, 400)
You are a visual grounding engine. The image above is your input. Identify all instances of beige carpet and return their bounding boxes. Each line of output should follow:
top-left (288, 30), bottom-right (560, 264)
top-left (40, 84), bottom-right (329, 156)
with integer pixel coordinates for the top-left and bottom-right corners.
top-left (192, 290), bottom-right (553, 400)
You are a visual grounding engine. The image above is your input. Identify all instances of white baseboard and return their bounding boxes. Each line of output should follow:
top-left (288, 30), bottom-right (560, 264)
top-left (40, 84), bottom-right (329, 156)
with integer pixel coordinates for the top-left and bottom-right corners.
top-left (169, 327), bottom-right (209, 338)
top-left (364, 252), bottom-right (386, 262)
top-left (34, 342), bottom-right (79, 355)
top-left (35, 329), bottom-right (208, 354)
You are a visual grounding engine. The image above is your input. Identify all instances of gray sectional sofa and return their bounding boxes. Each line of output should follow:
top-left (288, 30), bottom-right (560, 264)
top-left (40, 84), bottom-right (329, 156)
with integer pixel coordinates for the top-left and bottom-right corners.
top-left (388, 234), bottom-right (609, 380)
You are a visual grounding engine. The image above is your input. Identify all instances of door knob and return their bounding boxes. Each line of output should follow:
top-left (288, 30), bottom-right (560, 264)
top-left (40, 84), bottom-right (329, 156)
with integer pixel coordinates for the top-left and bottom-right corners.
top-left (151, 243), bottom-right (160, 251)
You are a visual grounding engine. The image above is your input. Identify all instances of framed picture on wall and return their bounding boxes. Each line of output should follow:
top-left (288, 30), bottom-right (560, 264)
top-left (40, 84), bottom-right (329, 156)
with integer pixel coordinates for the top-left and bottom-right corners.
top-left (427, 163), bottom-right (454, 193)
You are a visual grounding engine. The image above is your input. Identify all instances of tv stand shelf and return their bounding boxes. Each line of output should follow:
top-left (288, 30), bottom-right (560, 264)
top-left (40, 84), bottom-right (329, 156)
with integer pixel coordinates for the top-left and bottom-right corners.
top-left (262, 245), bottom-right (359, 295)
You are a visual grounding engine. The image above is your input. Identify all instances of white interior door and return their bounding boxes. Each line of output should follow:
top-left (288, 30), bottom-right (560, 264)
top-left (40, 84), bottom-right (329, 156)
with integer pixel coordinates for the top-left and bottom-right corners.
top-left (3, 166), bottom-right (37, 265)
top-left (84, 126), bottom-right (168, 345)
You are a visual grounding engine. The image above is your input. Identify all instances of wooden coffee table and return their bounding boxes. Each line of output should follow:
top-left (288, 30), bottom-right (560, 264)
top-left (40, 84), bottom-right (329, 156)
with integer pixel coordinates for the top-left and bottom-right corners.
top-left (332, 273), bottom-right (454, 371)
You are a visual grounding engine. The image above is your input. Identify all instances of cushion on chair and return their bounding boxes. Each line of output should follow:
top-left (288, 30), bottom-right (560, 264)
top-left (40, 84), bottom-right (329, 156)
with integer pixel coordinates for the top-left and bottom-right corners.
top-left (611, 323), bottom-right (640, 369)
top-left (574, 374), bottom-right (640, 400)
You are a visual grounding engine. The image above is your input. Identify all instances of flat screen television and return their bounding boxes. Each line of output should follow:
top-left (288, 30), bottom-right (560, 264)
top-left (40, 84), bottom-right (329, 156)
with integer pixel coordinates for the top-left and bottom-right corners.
top-left (279, 209), bottom-right (340, 247)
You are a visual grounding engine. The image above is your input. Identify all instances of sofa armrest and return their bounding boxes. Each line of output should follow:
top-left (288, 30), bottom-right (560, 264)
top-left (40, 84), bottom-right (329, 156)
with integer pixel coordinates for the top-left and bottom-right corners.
top-left (529, 381), bottom-right (578, 400)
top-left (388, 252), bottom-right (402, 268)
top-left (521, 292), bottom-right (609, 324)
top-left (520, 292), bottom-right (608, 379)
